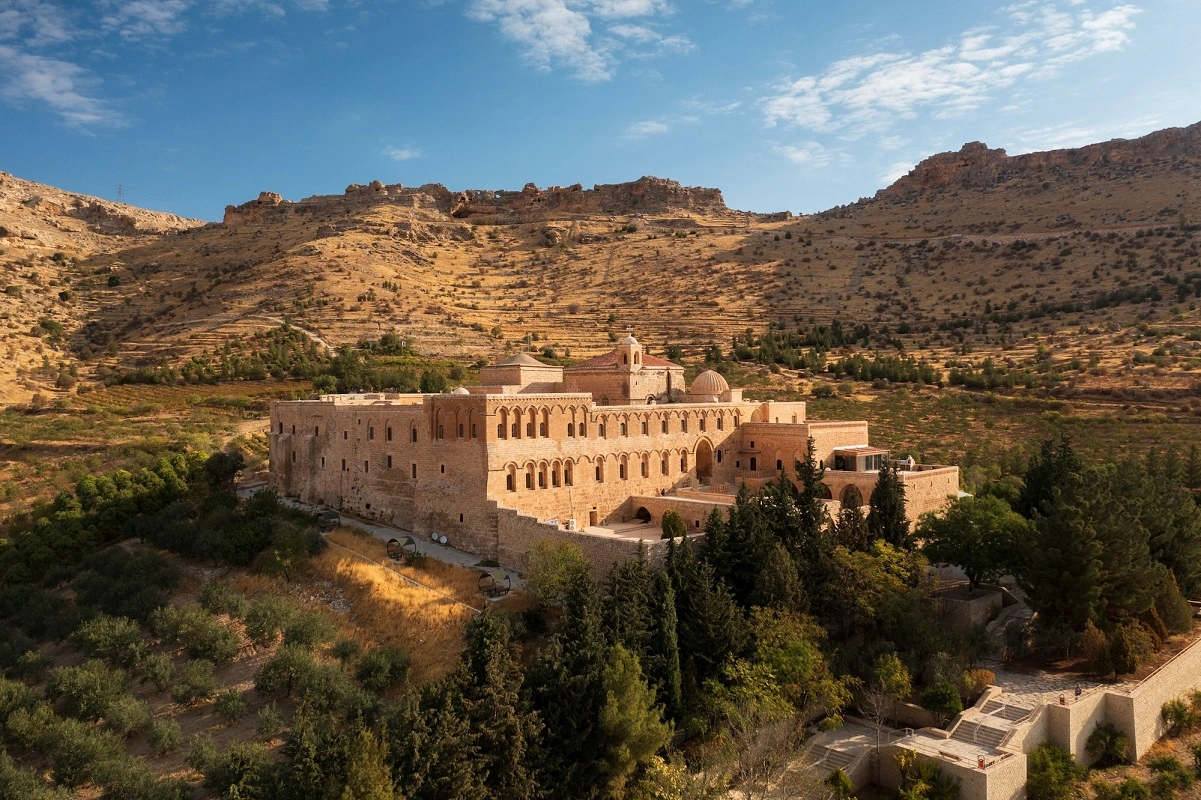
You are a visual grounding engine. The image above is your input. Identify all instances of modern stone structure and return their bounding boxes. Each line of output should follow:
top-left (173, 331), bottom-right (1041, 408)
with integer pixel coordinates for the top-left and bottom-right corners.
top-left (268, 336), bottom-right (959, 572)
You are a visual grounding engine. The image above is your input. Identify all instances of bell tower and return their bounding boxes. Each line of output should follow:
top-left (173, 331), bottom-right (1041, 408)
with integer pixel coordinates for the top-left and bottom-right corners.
top-left (617, 330), bottom-right (641, 372)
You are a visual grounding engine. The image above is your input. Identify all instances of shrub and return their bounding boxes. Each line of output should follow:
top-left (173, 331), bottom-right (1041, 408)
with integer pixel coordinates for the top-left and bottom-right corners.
top-left (46, 659), bottom-right (130, 720)
top-left (197, 582), bottom-right (249, 619)
top-left (1148, 755), bottom-right (1193, 795)
top-left (1110, 622), bottom-right (1154, 676)
top-left (1161, 698), bottom-right (1198, 736)
top-left (919, 682), bottom-right (963, 726)
top-left (204, 742), bottom-right (268, 798)
top-left (960, 668), bottom-right (995, 705)
top-left (5, 702), bottom-right (59, 751)
top-left (103, 696), bottom-right (150, 737)
top-left (70, 614), bottom-right (147, 668)
top-left (331, 637), bottom-right (361, 664)
top-left (1027, 743), bottom-right (1087, 800)
top-left (150, 718), bottom-right (183, 755)
top-left (171, 660), bottom-right (218, 705)
top-left (10, 650), bottom-right (53, 682)
top-left (185, 734), bottom-right (218, 774)
top-left (282, 611), bottom-right (335, 651)
top-left (244, 596), bottom-right (297, 646)
top-left (151, 605), bottom-right (240, 663)
top-left (811, 383), bottom-right (835, 399)
top-left (48, 717), bottom-right (125, 788)
top-left (255, 645), bottom-right (315, 697)
top-left (295, 662), bottom-right (357, 713)
top-left (1092, 777), bottom-right (1150, 800)
top-left (214, 689), bottom-right (247, 723)
top-left (1087, 723), bottom-right (1130, 767)
top-left (256, 702), bottom-right (283, 739)
top-left (138, 653), bottom-right (174, 692)
top-left (355, 645), bottom-right (410, 694)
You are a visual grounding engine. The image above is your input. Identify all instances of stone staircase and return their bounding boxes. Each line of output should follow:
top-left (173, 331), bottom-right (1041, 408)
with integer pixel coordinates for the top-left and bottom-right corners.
top-left (810, 744), bottom-right (858, 770)
top-left (980, 699), bottom-right (1032, 722)
top-left (949, 719), bottom-right (1008, 750)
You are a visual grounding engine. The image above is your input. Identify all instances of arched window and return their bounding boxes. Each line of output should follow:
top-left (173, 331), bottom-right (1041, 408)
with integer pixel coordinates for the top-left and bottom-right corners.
top-left (717, 450), bottom-right (723, 463)
top-left (717, 416), bottom-right (724, 430)
top-left (458, 423), bottom-right (464, 438)
top-left (680, 454), bottom-right (689, 472)
top-left (580, 422), bottom-right (587, 437)
top-left (622, 354), bottom-right (628, 364)
top-left (527, 421), bottom-right (535, 438)
top-left (438, 425), bottom-right (444, 440)
top-left (567, 423), bottom-right (575, 437)
top-left (641, 421), bottom-right (648, 435)
top-left (565, 462), bottom-right (574, 486)
top-left (538, 470), bottom-right (546, 489)
top-left (681, 418), bottom-right (688, 432)
top-left (595, 463), bottom-right (604, 482)
top-left (641, 456), bottom-right (649, 478)
top-left (699, 416), bottom-right (706, 431)
top-left (506, 474), bottom-right (515, 491)
top-left (526, 472), bottom-right (533, 489)
top-left (411, 427), bottom-right (418, 443)
top-left (661, 457), bottom-right (668, 475)
top-left (662, 419), bottom-right (668, 434)
top-left (619, 463), bottom-right (627, 480)
top-left (386, 426), bottom-right (393, 441)
top-left (598, 423), bottom-right (606, 438)
top-left (498, 423), bottom-right (505, 438)
top-left (511, 422), bottom-right (519, 438)
top-left (620, 422), bottom-right (628, 436)
top-left (552, 466), bottom-right (560, 487)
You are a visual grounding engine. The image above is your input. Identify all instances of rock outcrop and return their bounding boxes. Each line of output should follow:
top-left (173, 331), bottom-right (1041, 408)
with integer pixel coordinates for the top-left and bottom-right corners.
top-left (880, 121), bottom-right (1201, 197)
top-left (222, 176), bottom-right (733, 226)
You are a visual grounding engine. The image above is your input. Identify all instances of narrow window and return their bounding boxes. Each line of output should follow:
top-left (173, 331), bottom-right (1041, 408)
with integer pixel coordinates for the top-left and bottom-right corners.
top-left (507, 474), bottom-right (515, 491)
top-left (341, 459), bottom-right (347, 471)
top-left (661, 420), bottom-right (668, 434)
top-left (699, 417), bottom-right (706, 431)
top-left (364, 460), bottom-right (369, 473)
top-left (565, 463), bottom-right (573, 486)
top-left (540, 422), bottom-right (548, 437)
top-left (717, 450), bottom-right (723, 464)
top-left (776, 459), bottom-right (783, 471)
top-left (717, 417), bottom-right (723, 430)
top-left (595, 465), bottom-right (603, 482)
top-left (750, 457), bottom-right (758, 471)
top-left (568, 423), bottom-right (575, 437)
top-left (368, 426), bottom-right (374, 441)
top-left (321, 456), bottom-right (326, 468)
top-left (538, 471), bottom-right (546, 488)
top-left (619, 463), bottom-right (627, 480)
top-left (471, 424), bottom-right (477, 438)
top-left (641, 460), bottom-right (648, 478)
top-left (620, 423), bottom-right (628, 436)
top-left (599, 423), bottom-right (606, 438)
top-left (343, 431), bottom-right (348, 440)
top-left (441, 464), bottom-right (446, 474)
top-left (411, 428), bottom-right (418, 443)
top-left (315, 426), bottom-right (319, 436)
top-left (387, 455), bottom-right (393, 468)
top-left (386, 426), bottom-right (392, 441)
top-left (498, 423), bottom-right (506, 438)
top-left (681, 454), bottom-right (688, 471)
top-left (411, 464), bottom-right (417, 479)
top-left (552, 468), bottom-right (560, 487)
top-left (641, 421), bottom-right (648, 435)
top-left (278, 422), bottom-right (284, 434)
top-left (437, 425), bottom-right (444, 439)
top-left (458, 423), bottom-right (464, 438)
top-left (526, 473), bottom-right (533, 489)
top-left (291, 424), bottom-right (295, 435)
top-left (512, 423), bottom-right (520, 438)
top-left (291, 451), bottom-right (295, 463)
top-left (661, 458), bottom-right (668, 475)
top-left (580, 422), bottom-right (587, 437)
top-left (526, 422), bottom-right (535, 438)
top-left (459, 513), bottom-right (464, 523)
top-left (681, 418), bottom-right (688, 432)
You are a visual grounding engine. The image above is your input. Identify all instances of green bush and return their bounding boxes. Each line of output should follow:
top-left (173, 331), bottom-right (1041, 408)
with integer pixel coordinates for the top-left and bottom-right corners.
top-left (1191, 741), bottom-right (1201, 775)
top-left (1087, 723), bottom-right (1130, 767)
top-left (171, 659), bottom-right (218, 705)
top-left (204, 742), bottom-right (268, 798)
top-left (10, 650), bottom-right (53, 682)
top-left (138, 652), bottom-right (174, 692)
top-left (294, 661), bottom-right (357, 714)
top-left (919, 682), bottom-right (963, 725)
top-left (71, 614), bottom-right (147, 668)
top-left (255, 645), bottom-right (315, 697)
top-left (331, 636), bottom-right (361, 664)
top-left (282, 611), bottom-right (335, 651)
top-left (197, 582), bottom-right (249, 619)
top-left (1027, 743), bottom-right (1086, 800)
top-left (214, 688), bottom-right (247, 723)
top-left (0, 747), bottom-right (72, 799)
top-left (47, 717), bottom-right (125, 788)
top-left (1161, 698), bottom-right (1198, 736)
top-left (1092, 777), bottom-right (1150, 800)
top-left (1149, 755), bottom-right (1194, 798)
top-left (256, 702), bottom-right (283, 739)
top-left (46, 659), bottom-right (130, 720)
top-left (151, 604), bottom-right (240, 662)
top-left (103, 695), bottom-right (150, 737)
top-left (5, 702), bottom-right (59, 751)
top-left (150, 718), bottom-right (183, 755)
top-left (185, 734), bottom-right (218, 774)
top-left (244, 596), bottom-right (298, 646)
top-left (355, 645), bottom-right (410, 694)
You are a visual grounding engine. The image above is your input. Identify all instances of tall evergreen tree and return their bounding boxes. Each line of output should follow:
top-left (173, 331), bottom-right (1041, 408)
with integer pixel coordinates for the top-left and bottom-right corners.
top-left (720, 484), bottom-right (773, 605)
top-left (1184, 444), bottom-right (1201, 490)
top-left (389, 684), bottom-right (484, 800)
top-left (831, 485), bottom-right (870, 552)
top-left (606, 549), bottom-right (653, 656)
top-left (456, 613), bottom-right (542, 800)
top-left (867, 464), bottom-right (909, 548)
top-left (647, 572), bottom-right (682, 722)
top-left (341, 729), bottom-right (396, 800)
top-left (1017, 435), bottom-right (1082, 519)
top-left (596, 645), bottom-right (672, 797)
top-left (1135, 456), bottom-right (1201, 596)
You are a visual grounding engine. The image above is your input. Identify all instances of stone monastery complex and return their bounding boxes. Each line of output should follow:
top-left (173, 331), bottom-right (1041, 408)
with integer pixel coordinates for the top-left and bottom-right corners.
top-left (269, 336), bottom-right (959, 571)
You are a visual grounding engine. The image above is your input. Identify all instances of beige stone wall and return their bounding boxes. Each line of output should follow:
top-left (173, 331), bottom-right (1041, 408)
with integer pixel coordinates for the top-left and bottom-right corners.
top-left (879, 745), bottom-right (1025, 800)
top-left (630, 494), bottom-right (735, 533)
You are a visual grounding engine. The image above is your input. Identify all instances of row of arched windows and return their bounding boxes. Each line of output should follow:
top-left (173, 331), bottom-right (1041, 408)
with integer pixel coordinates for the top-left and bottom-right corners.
top-left (503, 449), bottom-right (695, 492)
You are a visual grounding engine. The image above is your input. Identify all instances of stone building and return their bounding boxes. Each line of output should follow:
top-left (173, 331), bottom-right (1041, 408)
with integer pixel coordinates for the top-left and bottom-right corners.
top-left (269, 336), bottom-right (959, 570)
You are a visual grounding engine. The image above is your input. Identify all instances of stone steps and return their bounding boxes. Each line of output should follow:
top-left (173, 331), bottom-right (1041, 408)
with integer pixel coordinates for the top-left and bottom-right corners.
top-left (949, 719), bottom-right (1007, 750)
top-left (981, 699), bottom-right (1031, 722)
top-left (810, 745), bottom-right (857, 770)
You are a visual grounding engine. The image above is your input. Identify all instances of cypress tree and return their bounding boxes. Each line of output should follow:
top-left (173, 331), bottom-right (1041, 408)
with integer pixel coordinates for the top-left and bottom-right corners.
top-left (867, 464), bottom-right (909, 548)
top-left (606, 549), bottom-right (653, 656)
top-left (1020, 476), bottom-right (1105, 631)
top-left (831, 485), bottom-right (870, 552)
top-left (341, 728), bottom-right (396, 800)
top-left (1017, 435), bottom-right (1081, 519)
top-left (1184, 444), bottom-right (1201, 490)
top-left (647, 571), bottom-right (682, 721)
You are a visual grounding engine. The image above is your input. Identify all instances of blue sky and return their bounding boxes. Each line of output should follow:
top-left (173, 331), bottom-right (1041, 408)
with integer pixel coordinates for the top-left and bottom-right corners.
top-left (0, 0), bottom-right (1197, 221)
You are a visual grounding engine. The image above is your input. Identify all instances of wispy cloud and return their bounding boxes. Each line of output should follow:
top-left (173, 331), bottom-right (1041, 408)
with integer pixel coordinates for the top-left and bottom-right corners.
top-left (1012, 114), bottom-right (1161, 152)
top-left (774, 141), bottom-right (833, 168)
top-left (101, 0), bottom-right (191, 40)
top-left (0, 44), bottom-right (120, 125)
top-left (761, 2), bottom-right (1142, 137)
top-left (624, 119), bottom-right (669, 137)
top-left (467, 0), bottom-right (688, 82)
top-left (383, 145), bottom-right (421, 161)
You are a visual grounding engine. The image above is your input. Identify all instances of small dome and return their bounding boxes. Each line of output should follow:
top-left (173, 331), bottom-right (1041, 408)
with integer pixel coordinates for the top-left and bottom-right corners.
top-left (451, 386), bottom-right (470, 395)
top-left (620, 334), bottom-right (639, 346)
top-left (690, 370), bottom-right (729, 397)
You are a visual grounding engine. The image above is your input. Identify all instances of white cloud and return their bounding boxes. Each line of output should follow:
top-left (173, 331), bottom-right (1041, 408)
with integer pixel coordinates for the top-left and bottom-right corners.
top-left (101, 0), bottom-right (191, 39)
top-left (383, 145), bottom-right (421, 161)
top-left (881, 159), bottom-right (916, 186)
top-left (774, 141), bottom-right (833, 168)
top-left (1012, 114), bottom-right (1161, 152)
top-left (0, 0), bottom-right (74, 47)
top-left (468, 0), bottom-right (688, 81)
top-left (624, 119), bottom-right (669, 137)
top-left (0, 44), bottom-right (119, 125)
top-left (761, 2), bottom-right (1143, 137)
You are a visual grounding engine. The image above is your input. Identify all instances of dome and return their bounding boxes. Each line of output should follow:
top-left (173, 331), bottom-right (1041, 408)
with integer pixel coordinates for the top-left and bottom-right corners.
top-left (690, 370), bottom-right (729, 397)
top-left (619, 334), bottom-right (639, 346)
top-left (451, 386), bottom-right (470, 395)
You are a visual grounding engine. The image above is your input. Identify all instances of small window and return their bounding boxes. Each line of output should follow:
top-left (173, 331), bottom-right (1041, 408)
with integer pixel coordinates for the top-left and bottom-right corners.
top-left (386, 426), bottom-right (392, 441)
top-left (506, 474), bottom-right (515, 491)
top-left (736, 460), bottom-right (741, 468)
top-left (565, 464), bottom-right (573, 486)
top-left (776, 459), bottom-right (783, 471)
top-left (291, 424), bottom-right (295, 435)
top-left (364, 460), bottom-right (369, 473)
top-left (459, 513), bottom-right (464, 523)
top-left (526, 473), bottom-right (533, 489)
top-left (598, 424), bottom-right (606, 438)
top-left (411, 464), bottom-right (417, 479)
top-left (498, 423), bottom-right (506, 438)
top-left (278, 422), bottom-right (284, 434)
top-left (342, 459), bottom-right (347, 471)
top-left (438, 425), bottom-right (444, 440)
top-left (291, 451), bottom-right (295, 463)
top-left (471, 424), bottom-right (477, 438)
top-left (527, 422), bottom-right (535, 438)
top-left (387, 455), bottom-right (393, 468)
top-left (580, 423), bottom-right (587, 437)
top-left (540, 422), bottom-right (547, 436)
top-left (641, 461), bottom-right (648, 478)
top-left (344, 431), bottom-right (348, 440)
top-left (620, 423), bottom-right (628, 436)
top-left (699, 417), bottom-right (706, 431)
top-left (595, 465), bottom-right (603, 482)
top-left (459, 423), bottom-right (465, 438)
top-left (681, 454), bottom-right (688, 471)
top-left (717, 417), bottom-right (723, 430)
top-left (681, 419), bottom-right (688, 432)
top-left (552, 470), bottom-right (560, 487)
top-left (512, 423), bottom-right (519, 438)
top-left (661, 458), bottom-right (668, 475)
top-left (619, 463), bottom-right (626, 480)
top-left (441, 464), bottom-right (446, 474)
top-left (321, 456), bottom-right (325, 468)
top-left (315, 426), bottom-right (319, 436)
top-left (661, 420), bottom-right (668, 434)
top-left (368, 426), bottom-right (374, 441)
top-left (538, 471), bottom-right (546, 488)
top-left (411, 428), bottom-right (418, 443)
top-left (567, 423), bottom-right (575, 437)
top-left (717, 450), bottom-right (723, 463)
top-left (641, 421), bottom-right (648, 435)
top-left (750, 457), bottom-right (758, 471)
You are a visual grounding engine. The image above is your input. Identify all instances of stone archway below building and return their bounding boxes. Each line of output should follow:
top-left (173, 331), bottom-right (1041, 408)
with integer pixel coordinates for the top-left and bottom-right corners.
top-left (696, 439), bottom-right (714, 483)
top-left (635, 506), bottom-right (652, 523)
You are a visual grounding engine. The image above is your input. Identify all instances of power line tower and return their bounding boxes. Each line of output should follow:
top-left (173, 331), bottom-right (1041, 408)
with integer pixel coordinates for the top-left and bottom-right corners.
top-left (116, 183), bottom-right (124, 204)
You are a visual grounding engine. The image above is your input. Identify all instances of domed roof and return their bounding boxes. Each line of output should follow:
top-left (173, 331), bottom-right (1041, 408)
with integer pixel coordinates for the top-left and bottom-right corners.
top-left (690, 369), bottom-right (729, 397)
top-left (451, 386), bottom-right (470, 395)
top-left (495, 353), bottom-right (546, 367)
top-left (620, 334), bottom-right (639, 346)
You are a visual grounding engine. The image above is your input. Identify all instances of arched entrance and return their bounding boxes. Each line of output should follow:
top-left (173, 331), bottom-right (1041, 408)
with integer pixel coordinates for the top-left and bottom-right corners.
top-left (635, 506), bottom-right (652, 523)
top-left (840, 484), bottom-right (864, 508)
top-left (696, 439), bottom-right (714, 483)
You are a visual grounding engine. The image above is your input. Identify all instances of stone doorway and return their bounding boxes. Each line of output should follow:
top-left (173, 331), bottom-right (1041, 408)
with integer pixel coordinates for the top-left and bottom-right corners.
top-left (696, 439), bottom-right (714, 483)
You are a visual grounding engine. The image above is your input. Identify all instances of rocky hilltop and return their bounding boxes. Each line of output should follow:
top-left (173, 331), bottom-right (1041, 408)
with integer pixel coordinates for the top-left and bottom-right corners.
top-left (223, 176), bottom-right (733, 226)
top-left (879, 121), bottom-right (1201, 196)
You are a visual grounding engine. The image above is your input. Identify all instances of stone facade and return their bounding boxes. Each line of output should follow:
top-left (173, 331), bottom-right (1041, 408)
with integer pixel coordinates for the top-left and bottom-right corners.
top-left (269, 338), bottom-right (960, 567)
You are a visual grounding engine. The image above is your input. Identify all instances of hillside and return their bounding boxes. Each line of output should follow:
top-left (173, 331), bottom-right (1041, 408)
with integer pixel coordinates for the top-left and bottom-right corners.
top-left (2, 122), bottom-right (1201, 406)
